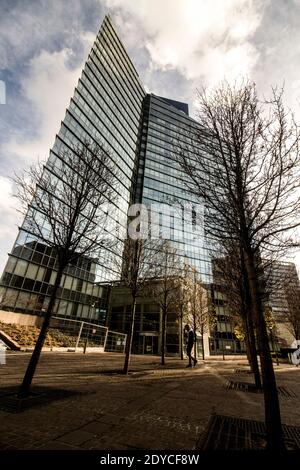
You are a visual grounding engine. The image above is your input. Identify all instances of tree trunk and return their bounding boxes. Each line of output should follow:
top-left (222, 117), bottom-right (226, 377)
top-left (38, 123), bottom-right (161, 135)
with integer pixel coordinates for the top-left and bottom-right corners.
top-left (18, 266), bottom-right (64, 398)
top-left (270, 329), bottom-right (279, 366)
top-left (202, 333), bottom-right (205, 360)
top-left (245, 310), bottom-right (262, 389)
top-left (161, 309), bottom-right (167, 366)
top-left (244, 250), bottom-right (285, 450)
top-left (193, 316), bottom-right (197, 360)
top-left (123, 297), bottom-right (136, 374)
top-left (240, 247), bottom-right (262, 389)
top-left (180, 312), bottom-right (184, 360)
top-left (244, 324), bottom-right (253, 367)
top-left (241, 249), bottom-right (262, 389)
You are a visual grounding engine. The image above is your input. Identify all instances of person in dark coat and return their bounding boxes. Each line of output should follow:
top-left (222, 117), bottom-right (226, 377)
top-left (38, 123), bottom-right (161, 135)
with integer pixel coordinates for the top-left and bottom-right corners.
top-left (184, 324), bottom-right (197, 367)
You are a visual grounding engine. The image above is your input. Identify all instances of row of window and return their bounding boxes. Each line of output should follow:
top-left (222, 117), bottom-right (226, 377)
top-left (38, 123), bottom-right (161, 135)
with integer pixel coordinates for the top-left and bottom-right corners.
top-left (145, 157), bottom-right (194, 185)
top-left (57, 123), bottom-right (132, 215)
top-left (99, 22), bottom-right (145, 108)
top-left (65, 100), bottom-right (134, 181)
top-left (103, 16), bottom-right (143, 75)
top-left (79, 69), bottom-right (139, 147)
top-left (86, 57), bottom-right (141, 143)
top-left (101, 19), bottom-right (145, 99)
top-left (1, 271), bottom-right (107, 306)
top-left (146, 132), bottom-right (207, 168)
top-left (92, 42), bottom-right (142, 125)
top-left (142, 181), bottom-right (200, 204)
top-left (149, 120), bottom-right (188, 139)
top-left (150, 100), bottom-right (197, 131)
top-left (10, 232), bottom-right (122, 282)
top-left (142, 247), bottom-right (212, 279)
top-left (1, 285), bottom-right (108, 321)
top-left (3, 257), bottom-right (110, 298)
top-left (144, 142), bottom-right (210, 178)
top-left (67, 100), bottom-right (134, 181)
top-left (48, 145), bottom-right (130, 221)
top-left (144, 167), bottom-right (190, 192)
top-left (90, 41), bottom-right (142, 123)
top-left (75, 79), bottom-right (137, 155)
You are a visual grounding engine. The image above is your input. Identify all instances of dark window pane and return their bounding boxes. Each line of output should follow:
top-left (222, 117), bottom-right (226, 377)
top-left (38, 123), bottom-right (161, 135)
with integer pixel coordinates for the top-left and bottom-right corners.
top-left (23, 278), bottom-right (35, 291)
top-left (11, 275), bottom-right (24, 288)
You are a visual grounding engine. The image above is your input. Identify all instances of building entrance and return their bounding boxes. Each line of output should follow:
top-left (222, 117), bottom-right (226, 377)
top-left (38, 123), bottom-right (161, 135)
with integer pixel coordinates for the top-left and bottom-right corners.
top-left (139, 333), bottom-right (158, 355)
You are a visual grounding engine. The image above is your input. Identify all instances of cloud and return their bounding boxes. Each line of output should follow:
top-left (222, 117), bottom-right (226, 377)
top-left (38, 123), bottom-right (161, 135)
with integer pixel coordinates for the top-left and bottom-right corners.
top-left (104, 0), bottom-right (266, 88)
top-left (0, 0), bottom-right (103, 70)
top-left (250, 0), bottom-right (300, 119)
top-left (2, 47), bottom-right (86, 168)
top-left (0, 176), bottom-right (21, 274)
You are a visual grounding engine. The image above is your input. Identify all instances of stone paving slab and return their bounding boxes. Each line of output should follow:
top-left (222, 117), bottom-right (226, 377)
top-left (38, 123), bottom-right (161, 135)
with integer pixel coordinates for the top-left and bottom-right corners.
top-left (0, 351), bottom-right (299, 450)
top-left (37, 441), bottom-right (80, 450)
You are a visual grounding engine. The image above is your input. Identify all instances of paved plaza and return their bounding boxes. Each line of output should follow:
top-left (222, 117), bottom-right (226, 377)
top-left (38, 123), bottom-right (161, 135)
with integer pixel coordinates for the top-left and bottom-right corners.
top-left (0, 352), bottom-right (299, 450)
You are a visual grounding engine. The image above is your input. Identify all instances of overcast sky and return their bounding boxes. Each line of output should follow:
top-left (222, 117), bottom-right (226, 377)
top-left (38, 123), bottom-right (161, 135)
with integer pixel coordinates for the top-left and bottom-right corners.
top-left (0, 0), bottom-right (300, 274)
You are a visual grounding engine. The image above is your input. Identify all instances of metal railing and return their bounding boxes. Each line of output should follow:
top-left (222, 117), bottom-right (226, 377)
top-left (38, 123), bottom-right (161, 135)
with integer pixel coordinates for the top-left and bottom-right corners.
top-left (48, 316), bottom-right (126, 353)
top-left (105, 331), bottom-right (127, 353)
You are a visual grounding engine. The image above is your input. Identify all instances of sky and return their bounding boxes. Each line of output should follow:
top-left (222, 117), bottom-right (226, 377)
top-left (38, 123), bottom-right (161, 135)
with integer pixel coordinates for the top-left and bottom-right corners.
top-left (0, 0), bottom-right (300, 274)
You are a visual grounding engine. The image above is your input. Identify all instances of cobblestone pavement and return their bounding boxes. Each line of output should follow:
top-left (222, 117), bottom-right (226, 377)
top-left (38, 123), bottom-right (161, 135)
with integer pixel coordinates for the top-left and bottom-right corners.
top-left (0, 352), bottom-right (299, 450)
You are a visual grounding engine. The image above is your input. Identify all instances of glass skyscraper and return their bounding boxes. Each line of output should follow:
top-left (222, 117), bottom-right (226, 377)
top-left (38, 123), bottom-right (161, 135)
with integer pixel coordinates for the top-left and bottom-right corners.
top-left (0, 15), bottom-right (211, 326)
top-left (136, 94), bottom-right (211, 281)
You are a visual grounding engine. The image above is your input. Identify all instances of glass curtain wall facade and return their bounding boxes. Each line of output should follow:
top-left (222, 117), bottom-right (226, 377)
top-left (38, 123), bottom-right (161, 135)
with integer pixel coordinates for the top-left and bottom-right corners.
top-left (266, 261), bottom-right (300, 347)
top-left (134, 95), bottom-right (213, 354)
top-left (136, 94), bottom-right (212, 283)
top-left (0, 16), bottom-right (146, 322)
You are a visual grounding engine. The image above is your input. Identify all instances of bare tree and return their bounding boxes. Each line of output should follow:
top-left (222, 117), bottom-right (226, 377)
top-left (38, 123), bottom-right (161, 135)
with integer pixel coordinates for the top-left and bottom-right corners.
top-left (172, 264), bottom-right (192, 360)
top-left (177, 80), bottom-right (300, 449)
top-left (118, 230), bottom-right (162, 374)
top-left (183, 265), bottom-right (212, 360)
top-left (193, 281), bottom-right (212, 361)
top-left (212, 245), bottom-right (262, 389)
top-left (148, 242), bottom-right (180, 366)
top-left (14, 139), bottom-right (116, 397)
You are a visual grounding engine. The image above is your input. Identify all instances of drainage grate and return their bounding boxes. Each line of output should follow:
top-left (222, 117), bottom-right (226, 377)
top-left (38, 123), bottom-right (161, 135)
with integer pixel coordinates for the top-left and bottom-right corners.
top-left (277, 386), bottom-right (297, 398)
top-left (197, 414), bottom-right (300, 450)
top-left (234, 368), bottom-right (253, 374)
top-left (226, 380), bottom-right (261, 393)
top-left (226, 380), bottom-right (297, 398)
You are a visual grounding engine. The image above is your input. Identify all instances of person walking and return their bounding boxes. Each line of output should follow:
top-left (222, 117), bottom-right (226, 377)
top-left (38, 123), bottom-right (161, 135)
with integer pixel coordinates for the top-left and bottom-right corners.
top-left (184, 324), bottom-right (197, 367)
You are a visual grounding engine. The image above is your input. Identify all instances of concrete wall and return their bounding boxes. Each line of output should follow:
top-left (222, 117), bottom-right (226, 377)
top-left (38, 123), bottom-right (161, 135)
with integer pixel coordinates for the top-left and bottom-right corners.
top-left (276, 321), bottom-right (296, 347)
top-left (0, 310), bottom-right (43, 327)
top-left (203, 332), bottom-right (210, 358)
